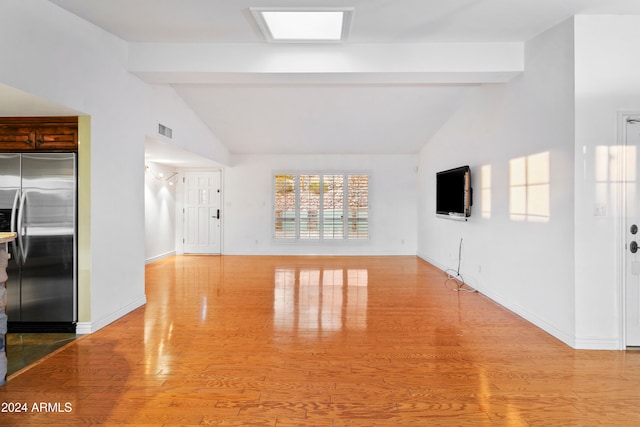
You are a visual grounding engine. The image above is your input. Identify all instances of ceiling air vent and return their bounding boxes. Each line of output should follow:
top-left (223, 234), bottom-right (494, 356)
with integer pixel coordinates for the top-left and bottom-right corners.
top-left (158, 123), bottom-right (173, 139)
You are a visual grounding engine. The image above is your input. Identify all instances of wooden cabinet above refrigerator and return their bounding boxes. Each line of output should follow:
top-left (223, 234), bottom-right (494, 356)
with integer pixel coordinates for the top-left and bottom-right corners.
top-left (0, 117), bottom-right (78, 152)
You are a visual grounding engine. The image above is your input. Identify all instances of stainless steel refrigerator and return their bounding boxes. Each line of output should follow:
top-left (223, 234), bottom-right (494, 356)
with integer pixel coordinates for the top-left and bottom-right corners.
top-left (0, 153), bottom-right (76, 332)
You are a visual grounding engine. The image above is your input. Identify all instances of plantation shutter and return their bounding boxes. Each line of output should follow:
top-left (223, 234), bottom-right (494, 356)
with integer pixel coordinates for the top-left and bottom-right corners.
top-left (274, 173), bottom-right (368, 240)
top-left (274, 174), bottom-right (296, 238)
top-left (348, 175), bottom-right (369, 239)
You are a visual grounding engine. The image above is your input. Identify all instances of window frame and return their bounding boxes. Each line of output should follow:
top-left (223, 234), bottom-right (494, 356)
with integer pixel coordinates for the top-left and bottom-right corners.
top-left (273, 171), bottom-right (370, 242)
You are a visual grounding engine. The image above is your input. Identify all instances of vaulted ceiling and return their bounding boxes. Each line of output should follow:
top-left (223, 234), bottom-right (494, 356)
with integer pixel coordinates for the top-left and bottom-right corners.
top-left (41, 1), bottom-right (640, 163)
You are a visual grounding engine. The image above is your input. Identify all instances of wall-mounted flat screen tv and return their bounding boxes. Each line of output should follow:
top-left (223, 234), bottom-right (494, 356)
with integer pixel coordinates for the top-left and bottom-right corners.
top-left (436, 165), bottom-right (472, 219)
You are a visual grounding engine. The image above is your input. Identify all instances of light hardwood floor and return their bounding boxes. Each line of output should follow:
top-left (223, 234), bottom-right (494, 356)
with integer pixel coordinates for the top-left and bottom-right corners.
top-left (1, 255), bottom-right (639, 425)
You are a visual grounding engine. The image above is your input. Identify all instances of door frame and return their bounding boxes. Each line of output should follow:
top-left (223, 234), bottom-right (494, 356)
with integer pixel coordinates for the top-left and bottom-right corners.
top-left (175, 169), bottom-right (223, 255)
top-left (618, 111), bottom-right (640, 349)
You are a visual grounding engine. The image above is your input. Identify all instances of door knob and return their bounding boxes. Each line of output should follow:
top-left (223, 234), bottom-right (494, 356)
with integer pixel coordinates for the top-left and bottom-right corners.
top-left (632, 224), bottom-right (638, 235)
top-left (631, 241), bottom-right (638, 253)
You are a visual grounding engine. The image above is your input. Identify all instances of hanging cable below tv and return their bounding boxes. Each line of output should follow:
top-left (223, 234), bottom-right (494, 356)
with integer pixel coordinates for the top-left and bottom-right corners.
top-left (444, 238), bottom-right (476, 293)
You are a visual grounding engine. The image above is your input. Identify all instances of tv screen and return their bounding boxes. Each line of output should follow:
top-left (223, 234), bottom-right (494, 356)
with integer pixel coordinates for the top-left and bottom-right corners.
top-left (436, 166), bottom-right (472, 219)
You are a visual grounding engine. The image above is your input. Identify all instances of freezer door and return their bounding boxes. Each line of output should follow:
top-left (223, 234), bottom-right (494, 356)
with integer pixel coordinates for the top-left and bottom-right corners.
top-left (0, 154), bottom-right (21, 219)
top-left (0, 154), bottom-right (21, 321)
top-left (19, 153), bottom-right (76, 323)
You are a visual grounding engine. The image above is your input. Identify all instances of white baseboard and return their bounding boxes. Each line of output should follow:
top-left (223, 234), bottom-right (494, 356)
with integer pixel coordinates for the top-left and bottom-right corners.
top-left (417, 253), bottom-right (578, 349)
top-left (574, 338), bottom-right (621, 350)
top-left (476, 284), bottom-right (577, 348)
top-left (76, 295), bottom-right (146, 334)
top-left (145, 251), bottom-right (175, 265)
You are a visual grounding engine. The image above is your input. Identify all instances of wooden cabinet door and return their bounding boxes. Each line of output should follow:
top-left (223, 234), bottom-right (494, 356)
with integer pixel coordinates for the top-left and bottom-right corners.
top-left (0, 122), bottom-right (36, 150)
top-left (35, 125), bottom-right (78, 150)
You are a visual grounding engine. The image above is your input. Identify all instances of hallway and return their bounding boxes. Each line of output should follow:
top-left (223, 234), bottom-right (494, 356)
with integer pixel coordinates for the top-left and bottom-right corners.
top-left (1, 255), bottom-right (639, 425)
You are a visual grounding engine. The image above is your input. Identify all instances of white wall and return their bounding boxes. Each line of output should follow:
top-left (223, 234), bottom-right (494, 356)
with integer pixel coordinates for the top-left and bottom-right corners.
top-left (574, 16), bottom-right (640, 349)
top-left (418, 19), bottom-right (576, 346)
top-left (225, 154), bottom-right (418, 255)
top-left (145, 161), bottom-right (178, 263)
top-left (0, 1), bottom-right (230, 332)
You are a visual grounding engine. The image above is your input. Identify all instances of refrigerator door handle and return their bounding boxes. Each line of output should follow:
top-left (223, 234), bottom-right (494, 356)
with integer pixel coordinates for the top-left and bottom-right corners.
top-left (10, 189), bottom-right (21, 265)
top-left (17, 190), bottom-right (27, 264)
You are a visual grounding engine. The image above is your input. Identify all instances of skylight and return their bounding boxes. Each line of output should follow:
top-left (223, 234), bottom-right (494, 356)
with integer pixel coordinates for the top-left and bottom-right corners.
top-left (251, 7), bottom-right (353, 43)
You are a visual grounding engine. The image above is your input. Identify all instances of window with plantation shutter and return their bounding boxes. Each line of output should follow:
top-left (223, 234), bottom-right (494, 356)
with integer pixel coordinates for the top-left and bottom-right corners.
top-left (299, 174), bottom-right (321, 239)
top-left (348, 174), bottom-right (368, 239)
top-left (323, 175), bottom-right (344, 239)
top-left (273, 173), bottom-right (369, 241)
top-left (274, 174), bottom-right (296, 239)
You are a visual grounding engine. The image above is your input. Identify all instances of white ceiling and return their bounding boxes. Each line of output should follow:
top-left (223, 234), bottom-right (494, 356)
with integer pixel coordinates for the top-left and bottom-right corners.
top-left (34, 1), bottom-right (640, 163)
top-left (46, 0), bottom-right (640, 43)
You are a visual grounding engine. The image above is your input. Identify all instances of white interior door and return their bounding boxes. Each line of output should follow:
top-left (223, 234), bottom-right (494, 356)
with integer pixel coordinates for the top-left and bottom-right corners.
top-left (183, 171), bottom-right (221, 254)
top-left (624, 115), bottom-right (640, 346)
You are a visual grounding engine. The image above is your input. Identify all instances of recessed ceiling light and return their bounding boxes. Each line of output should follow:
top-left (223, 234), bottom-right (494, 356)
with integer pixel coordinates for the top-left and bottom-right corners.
top-left (251, 7), bottom-right (353, 43)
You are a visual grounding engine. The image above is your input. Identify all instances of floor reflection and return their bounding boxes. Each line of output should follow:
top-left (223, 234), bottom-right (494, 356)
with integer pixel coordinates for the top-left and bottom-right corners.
top-left (274, 267), bottom-right (368, 333)
top-left (6, 333), bottom-right (77, 376)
